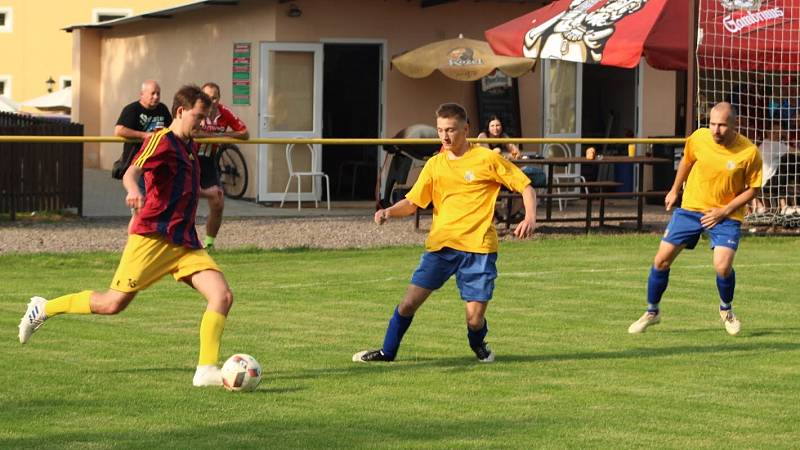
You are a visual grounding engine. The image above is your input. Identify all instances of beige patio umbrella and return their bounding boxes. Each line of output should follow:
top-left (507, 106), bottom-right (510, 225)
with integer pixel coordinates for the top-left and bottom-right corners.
top-left (392, 34), bottom-right (535, 82)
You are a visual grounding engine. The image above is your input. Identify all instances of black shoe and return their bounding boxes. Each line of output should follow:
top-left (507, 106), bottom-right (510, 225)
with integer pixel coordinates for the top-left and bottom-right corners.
top-left (352, 349), bottom-right (394, 363)
top-left (471, 342), bottom-right (495, 363)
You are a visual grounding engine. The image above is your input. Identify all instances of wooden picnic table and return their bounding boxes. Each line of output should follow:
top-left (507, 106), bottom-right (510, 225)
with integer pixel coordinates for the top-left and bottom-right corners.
top-left (507, 155), bottom-right (673, 231)
top-left (411, 156), bottom-right (672, 232)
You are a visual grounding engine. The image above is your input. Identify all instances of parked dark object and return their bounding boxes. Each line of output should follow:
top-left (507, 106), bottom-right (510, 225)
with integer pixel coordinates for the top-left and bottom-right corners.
top-left (377, 124), bottom-right (440, 208)
top-left (0, 112), bottom-right (84, 220)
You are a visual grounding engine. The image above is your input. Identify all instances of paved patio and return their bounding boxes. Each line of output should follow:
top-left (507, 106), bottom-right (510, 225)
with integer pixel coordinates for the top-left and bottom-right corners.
top-left (82, 168), bottom-right (374, 219)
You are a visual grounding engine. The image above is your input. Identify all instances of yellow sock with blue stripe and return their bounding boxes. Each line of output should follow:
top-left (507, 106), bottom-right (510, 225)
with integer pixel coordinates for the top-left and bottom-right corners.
top-left (198, 310), bottom-right (227, 366)
top-left (44, 290), bottom-right (92, 317)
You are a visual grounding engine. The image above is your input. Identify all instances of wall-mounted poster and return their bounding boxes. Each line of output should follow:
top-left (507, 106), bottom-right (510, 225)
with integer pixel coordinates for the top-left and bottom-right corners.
top-left (232, 43), bottom-right (251, 106)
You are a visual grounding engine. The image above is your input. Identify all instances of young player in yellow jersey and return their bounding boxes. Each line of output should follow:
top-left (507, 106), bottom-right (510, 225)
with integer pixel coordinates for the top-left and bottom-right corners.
top-left (353, 103), bottom-right (536, 363)
top-left (629, 102), bottom-right (762, 336)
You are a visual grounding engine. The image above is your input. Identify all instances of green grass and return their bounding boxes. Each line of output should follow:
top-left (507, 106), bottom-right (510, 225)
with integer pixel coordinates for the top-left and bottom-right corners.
top-left (1, 235), bottom-right (799, 449)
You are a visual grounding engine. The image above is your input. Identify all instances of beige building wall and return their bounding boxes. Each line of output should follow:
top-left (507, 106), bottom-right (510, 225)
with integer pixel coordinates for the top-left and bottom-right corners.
top-left (94, 3), bottom-right (277, 174)
top-left (0, 0), bottom-right (183, 103)
top-left (270, 0), bottom-right (541, 136)
top-left (73, 0), bottom-right (681, 198)
top-left (84, 0), bottom-right (540, 198)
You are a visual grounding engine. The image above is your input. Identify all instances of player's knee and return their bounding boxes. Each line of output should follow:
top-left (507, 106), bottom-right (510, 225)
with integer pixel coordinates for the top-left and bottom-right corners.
top-left (211, 289), bottom-right (234, 314)
top-left (653, 258), bottom-right (672, 271)
top-left (714, 263), bottom-right (732, 278)
top-left (210, 190), bottom-right (224, 211)
top-left (397, 300), bottom-right (418, 317)
top-left (466, 315), bottom-right (484, 330)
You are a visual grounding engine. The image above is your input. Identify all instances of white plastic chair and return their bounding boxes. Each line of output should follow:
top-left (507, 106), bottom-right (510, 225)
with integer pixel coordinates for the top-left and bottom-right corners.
top-left (279, 143), bottom-right (330, 210)
top-left (545, 143), bottom-right (587, 211)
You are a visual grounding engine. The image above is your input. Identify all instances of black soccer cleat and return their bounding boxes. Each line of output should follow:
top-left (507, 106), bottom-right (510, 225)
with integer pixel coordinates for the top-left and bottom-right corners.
top-left (352, 349), bottom-right (394, 363)
top-left (471, 342), bottom-right (495, 363)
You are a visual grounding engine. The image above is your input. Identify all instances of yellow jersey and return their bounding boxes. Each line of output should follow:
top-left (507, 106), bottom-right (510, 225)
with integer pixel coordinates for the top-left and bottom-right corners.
top-left (405, 145), bottom-right (531, 253)
top-left (681, 128), bottom-right (762, 222)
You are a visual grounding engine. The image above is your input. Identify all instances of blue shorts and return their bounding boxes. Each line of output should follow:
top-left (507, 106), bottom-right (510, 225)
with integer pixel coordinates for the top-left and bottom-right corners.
top-left (662, 208), bottom-right (741, 250)
top-left (410, 248), bottom-right (498, 301)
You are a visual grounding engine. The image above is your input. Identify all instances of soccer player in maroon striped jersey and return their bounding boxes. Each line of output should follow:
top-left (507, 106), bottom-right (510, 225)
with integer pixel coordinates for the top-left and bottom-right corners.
top-left (18, 85), bottom-right (235, 387)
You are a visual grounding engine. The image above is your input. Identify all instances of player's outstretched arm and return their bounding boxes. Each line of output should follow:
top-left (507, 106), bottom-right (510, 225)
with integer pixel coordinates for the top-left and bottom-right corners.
top-left (374, 199), bottom-right (418, 225)
top-left (514, 184), bottom-right (536, 238)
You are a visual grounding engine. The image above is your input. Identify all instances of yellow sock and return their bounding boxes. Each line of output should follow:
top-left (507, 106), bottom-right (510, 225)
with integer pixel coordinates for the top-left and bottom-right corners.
top-left (44, 290), bottom-right (92, 317)
top-left (198, 310), bottom-right (227, 366)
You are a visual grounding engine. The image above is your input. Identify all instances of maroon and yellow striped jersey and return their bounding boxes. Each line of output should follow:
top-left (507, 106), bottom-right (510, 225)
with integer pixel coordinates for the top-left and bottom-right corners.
top-left (129, 129), bottom-right (202, 249)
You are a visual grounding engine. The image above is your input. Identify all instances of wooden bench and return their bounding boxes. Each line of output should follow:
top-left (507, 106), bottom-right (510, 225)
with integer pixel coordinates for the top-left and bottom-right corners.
top-left (495, 180), bottom-right (620, 230)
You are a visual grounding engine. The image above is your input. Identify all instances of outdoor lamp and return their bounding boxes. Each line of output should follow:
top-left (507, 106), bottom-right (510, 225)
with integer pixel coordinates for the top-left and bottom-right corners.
top-left (288, 3), bottom-right (302, 17)
top-left (45, 76), bottom-right (55, 93)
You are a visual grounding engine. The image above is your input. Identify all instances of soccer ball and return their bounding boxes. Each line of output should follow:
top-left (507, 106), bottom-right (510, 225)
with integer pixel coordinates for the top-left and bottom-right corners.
top-left (221, 353), bottom-right (262, 392)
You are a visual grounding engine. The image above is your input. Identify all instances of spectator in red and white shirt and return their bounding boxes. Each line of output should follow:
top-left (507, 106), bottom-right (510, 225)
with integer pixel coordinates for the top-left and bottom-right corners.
top-left (194, 82), bottom-right (249, 249)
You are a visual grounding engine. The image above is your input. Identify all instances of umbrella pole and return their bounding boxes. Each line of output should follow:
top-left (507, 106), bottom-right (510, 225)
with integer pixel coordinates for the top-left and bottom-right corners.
top-left (685, 0), bottom-right (698, 133)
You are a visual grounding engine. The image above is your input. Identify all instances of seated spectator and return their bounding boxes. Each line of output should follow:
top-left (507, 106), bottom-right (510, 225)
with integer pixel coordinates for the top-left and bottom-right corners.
top-left (478, 116), bottom-right (521, 159)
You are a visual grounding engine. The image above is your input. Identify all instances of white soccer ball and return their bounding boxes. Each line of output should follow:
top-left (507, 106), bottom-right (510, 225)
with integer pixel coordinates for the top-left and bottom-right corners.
top-left (221, 353), bottom-right (262, 392)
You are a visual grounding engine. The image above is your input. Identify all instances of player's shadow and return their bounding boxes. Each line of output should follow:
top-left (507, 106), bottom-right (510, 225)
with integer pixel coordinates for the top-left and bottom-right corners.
top-left (104, 366), bottom-right (307, 394)
top-left (277, 339), bottom-right (800, 377)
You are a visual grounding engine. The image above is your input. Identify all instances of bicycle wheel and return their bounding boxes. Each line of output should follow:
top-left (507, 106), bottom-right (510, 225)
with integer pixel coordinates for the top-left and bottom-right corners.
top-left (216, 144), bottom-right (248, 199)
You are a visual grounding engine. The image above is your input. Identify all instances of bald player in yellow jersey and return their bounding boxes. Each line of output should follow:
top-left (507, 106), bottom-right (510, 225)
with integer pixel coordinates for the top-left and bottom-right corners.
top-left (629, 102), bottom-right (762, 336)
top-left (353, 103), bottom-right (536, 363)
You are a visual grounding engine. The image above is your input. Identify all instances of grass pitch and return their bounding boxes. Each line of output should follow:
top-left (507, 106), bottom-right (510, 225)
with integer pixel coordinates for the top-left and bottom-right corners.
top-left (1, 235), bottom-right (799, 448)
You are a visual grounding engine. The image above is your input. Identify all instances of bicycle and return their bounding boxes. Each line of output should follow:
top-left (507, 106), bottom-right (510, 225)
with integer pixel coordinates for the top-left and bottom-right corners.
top-left (214, 144), bottom-right (248, 199)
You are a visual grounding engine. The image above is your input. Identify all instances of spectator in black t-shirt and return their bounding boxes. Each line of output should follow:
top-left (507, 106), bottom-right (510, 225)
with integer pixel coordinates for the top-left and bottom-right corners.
top-left (112, 80), bottom-right (172, 179)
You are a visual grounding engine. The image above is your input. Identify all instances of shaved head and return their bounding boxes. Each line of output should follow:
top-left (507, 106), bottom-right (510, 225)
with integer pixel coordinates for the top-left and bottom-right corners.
top-left (709, 102), bottom-right (737, 146)
top-left (710, 102), bottom-right (736, 125)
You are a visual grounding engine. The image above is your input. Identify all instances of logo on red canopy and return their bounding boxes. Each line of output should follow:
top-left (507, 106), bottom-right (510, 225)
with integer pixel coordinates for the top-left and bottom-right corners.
top-left (720, 0), bottom-right (784, 34)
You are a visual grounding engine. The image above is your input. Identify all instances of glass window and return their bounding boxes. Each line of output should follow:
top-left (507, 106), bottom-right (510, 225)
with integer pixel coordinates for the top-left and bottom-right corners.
top-left (0, 75), bottom-right (10, 97)
top-left (267, 51), bottom-right (314, 132)
top-left (0, 8), bottom-right (12, 33)
top-left (546, 60), bottom-right (577, 135)
top-left (92, 8), bottom-right (131, 23)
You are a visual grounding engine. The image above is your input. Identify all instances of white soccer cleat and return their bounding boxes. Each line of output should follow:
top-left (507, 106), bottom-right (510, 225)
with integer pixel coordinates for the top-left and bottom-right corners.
top-left (19, 296), bottom-right (48, 344)
top-left (720, 310), bottom-right (741, 336)
top-left (192, 365), bottom-right (223, 387)
top-left (628, 311), bottom-right (661, 334)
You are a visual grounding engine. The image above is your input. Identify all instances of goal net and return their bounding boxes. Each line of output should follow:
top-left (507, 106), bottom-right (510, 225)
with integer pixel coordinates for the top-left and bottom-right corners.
top-left (696, 0), bottom-right (800, 227)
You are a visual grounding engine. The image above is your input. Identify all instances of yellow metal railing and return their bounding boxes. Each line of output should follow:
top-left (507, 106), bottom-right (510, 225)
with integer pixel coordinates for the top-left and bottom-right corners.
top-left (0, 136), bottom-right (687, 145)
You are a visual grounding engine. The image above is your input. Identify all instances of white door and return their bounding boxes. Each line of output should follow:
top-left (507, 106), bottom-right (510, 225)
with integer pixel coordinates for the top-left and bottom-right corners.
top-left (542, 59), bottom-right (583, 165)
top-left (258, 42), bottom-right (323, 202)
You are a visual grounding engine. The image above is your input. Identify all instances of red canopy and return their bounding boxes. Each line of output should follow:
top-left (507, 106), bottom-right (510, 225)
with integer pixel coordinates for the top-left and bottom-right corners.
top-left (485, 0), bottom-right (688, 70)
top-left (697, 0), bottom-right (800, 72)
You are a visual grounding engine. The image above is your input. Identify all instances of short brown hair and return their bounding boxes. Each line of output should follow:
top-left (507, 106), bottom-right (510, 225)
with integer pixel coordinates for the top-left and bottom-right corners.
top-left (436, 103), bottom-right (468, 123)
top-left (201, 82), bottom-right (221, 94)
top-left (171, 84), bottom-right (211, 117)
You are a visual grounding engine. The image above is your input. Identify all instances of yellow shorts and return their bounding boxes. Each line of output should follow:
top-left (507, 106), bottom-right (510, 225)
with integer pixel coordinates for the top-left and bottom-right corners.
top-left (110, 234), bottom-right (220, 292)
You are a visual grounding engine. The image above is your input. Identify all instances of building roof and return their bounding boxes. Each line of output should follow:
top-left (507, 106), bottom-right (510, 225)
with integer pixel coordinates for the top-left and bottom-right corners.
top-left (63, 0), bottom-right (239, 32)
top-left (63, 0), bottom-right (546, 31)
